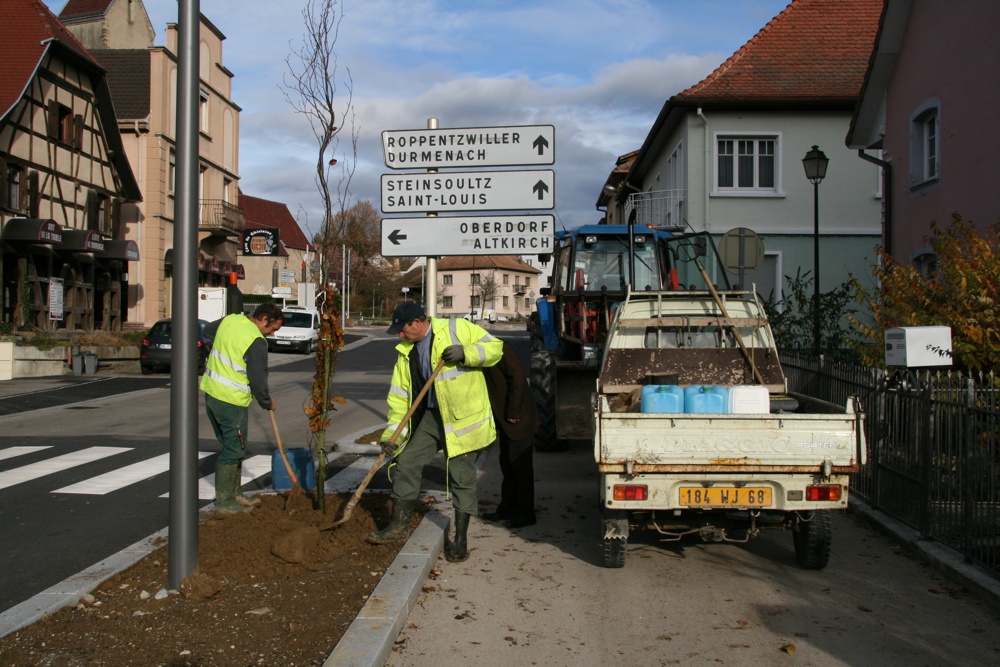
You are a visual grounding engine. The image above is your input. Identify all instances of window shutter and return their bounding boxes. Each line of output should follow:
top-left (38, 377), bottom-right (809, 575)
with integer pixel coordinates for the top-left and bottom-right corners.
top-left (28, 171), bottom-right (39, 217)
top-left (47, 100), bottom-right (59, 138)
top-left (0, 158), bottom-right (7, 209)
top-left (18, 168), bottom-right (29, 213)
top-left (86, 189), bottom-right (98, 231)
top-left (112, 199), bottom-right (122, 238)
top-left (73, 114), bottom-right (84, 149)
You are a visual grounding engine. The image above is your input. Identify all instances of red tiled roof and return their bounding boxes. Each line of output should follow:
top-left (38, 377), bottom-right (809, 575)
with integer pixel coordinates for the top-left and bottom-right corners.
top-left (58, 0), bottom-right (113, 21)
top-left (238, 190), bottom-right (312, 251)
top-left (0, 0), bottom-right (100, 119)
top-left (436, 255), bottom-right (541, 274)
top-left (674, 0), bottom-right (882, 105)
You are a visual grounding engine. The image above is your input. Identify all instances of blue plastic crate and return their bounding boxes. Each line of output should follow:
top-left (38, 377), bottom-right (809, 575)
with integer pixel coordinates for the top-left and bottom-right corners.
top-left (272, 448), bottom-right (316, 490)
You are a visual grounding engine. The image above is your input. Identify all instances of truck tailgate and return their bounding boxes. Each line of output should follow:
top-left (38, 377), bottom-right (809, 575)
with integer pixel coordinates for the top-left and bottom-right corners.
top-left (595, 396), bottom-right (864, 473)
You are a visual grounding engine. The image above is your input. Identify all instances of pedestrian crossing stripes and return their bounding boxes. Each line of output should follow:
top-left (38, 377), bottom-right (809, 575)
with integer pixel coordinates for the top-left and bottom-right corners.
top-left (55, 452), bottom-right (213, 495)
top-left (0, 447), bottom-right (130, 491)
top-left (0, 445), bottom-right (370, 500)
top-left (0, 446), bottom-right (51, 462)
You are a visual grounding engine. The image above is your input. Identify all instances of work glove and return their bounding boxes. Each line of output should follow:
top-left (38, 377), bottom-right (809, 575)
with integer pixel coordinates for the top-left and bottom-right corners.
top-left (441, 345), bottom-right (465, 363)
top-left (379, 440), bottom-right (397, 457)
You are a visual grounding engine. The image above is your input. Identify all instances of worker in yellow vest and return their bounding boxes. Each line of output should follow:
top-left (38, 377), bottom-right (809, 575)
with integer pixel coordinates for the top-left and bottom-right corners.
top-left (200, 302), bottom-right (284, 514)
top-left (368, 302), bottom-right (501, 563)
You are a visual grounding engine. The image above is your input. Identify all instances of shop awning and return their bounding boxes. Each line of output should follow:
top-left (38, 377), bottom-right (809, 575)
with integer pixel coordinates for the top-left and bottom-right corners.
top-left (1, 218), bottom-right (63, 244)
top-left (101, 240), bottom-right (140, 261)
top-left (60, 229), bottom-right (105, 253)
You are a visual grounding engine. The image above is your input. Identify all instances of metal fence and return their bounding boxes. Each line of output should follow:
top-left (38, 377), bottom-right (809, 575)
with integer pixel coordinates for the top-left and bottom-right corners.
top-left (782, 353), bottom-right (1000, 578)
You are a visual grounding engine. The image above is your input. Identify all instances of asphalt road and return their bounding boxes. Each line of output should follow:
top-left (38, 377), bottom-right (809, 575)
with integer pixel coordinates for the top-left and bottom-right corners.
top-left (0, 331), bottom-right (391, 612)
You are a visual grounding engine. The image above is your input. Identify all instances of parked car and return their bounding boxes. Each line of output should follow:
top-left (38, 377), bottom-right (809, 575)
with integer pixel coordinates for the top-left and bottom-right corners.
top-left (140, 318), bottom-right (211, 375)
top-left (266, 305), bottom-right (320, 354)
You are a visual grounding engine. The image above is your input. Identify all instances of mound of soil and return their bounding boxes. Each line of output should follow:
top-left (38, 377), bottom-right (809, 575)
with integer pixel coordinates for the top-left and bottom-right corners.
top-left (0, 492), bottom-right (425, 667)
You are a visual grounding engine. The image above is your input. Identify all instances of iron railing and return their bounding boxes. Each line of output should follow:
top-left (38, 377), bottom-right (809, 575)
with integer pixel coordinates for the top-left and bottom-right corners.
top-left (783, 353), bottom-right (1000, 578)
top-left (199, 199), bottom-right (246, 236)
top-left (624, 189), bottom-right (686, 231)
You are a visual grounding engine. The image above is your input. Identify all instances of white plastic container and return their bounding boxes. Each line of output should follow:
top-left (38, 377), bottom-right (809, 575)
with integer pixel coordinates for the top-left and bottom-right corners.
top-left (728, 386), bottom-right (770, 414)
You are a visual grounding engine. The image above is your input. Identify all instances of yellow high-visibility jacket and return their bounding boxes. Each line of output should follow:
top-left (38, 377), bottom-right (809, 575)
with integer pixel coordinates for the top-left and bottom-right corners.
top-left (381, 317), bottom-right (502, 457)
top-left (200, 314), bottom-right (263, 407)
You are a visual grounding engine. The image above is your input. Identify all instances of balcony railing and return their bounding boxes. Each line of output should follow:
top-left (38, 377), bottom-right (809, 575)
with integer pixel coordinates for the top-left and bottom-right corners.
top-left (624, 189), bottom-right (686, 231)
top-left (199, 199), bottom-right (246, 237)
top-left (513, 285), bottom-right (527, 295)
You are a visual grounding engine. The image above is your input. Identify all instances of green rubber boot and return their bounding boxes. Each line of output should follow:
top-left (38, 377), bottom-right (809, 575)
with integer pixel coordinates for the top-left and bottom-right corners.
top-left (234, 463), bottom-right (260, 507)
top-left (367, 498), bottom-right (417, 544)
top-left (445, 511), bottom-right (471, 563)
top-left (215, 463), bottom-right (252, 514)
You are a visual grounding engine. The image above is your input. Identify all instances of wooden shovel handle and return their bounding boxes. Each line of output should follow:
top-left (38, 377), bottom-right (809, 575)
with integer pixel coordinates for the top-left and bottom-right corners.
top-left (327, 359), bottom-right (446, 528)
top-left (269, 409), bottom-right (299, 487)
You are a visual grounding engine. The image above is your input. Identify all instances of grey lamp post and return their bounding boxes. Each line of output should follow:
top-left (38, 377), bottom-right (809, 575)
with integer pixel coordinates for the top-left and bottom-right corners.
top-left (802, 145), bottom-right (829, 356)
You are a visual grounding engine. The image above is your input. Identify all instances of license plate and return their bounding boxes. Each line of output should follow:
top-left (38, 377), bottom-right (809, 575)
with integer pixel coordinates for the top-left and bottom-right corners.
top-left (276, 340), bottom-right (290, 345)
top-left (159, 343), bottom-right (171, 350)
top-left (679, 487), bottom-right (772, 507)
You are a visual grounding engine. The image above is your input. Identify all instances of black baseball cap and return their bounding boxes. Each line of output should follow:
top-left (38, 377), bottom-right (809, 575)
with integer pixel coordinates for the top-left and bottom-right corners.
top-left (387, 303), bottom-right (426, 335)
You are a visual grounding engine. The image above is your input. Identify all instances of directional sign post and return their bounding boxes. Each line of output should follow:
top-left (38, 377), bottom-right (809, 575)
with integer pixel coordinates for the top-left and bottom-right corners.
top-left (381, 215), bottom-right (555, 257)
top-left (381, 170), bottom-right (554, 214)
top-left (382, 125), bottom-right (554, 169)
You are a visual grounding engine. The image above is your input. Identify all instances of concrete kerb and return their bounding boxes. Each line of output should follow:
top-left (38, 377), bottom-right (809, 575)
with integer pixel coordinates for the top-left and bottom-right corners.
top-left (324, 506), bottom-right (447, 667)
top-left (0, 495), bottom-right (448, 667)
top-left (849, 497), bottom-right (1000, 615)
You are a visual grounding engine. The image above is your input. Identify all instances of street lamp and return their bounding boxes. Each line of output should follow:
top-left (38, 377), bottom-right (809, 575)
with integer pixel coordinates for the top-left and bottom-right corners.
top-left (802, 145), bottom-right (829, 356)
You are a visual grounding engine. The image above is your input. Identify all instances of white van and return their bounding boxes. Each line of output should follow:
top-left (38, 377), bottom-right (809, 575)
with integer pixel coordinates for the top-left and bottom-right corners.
top-left (461, 308), bottom-right (496, 323)
top-left (267, 305), bottom-right (320, 354)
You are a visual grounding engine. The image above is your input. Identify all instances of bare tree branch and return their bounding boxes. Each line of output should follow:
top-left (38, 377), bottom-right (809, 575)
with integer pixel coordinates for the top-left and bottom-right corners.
top-left (281, 0), bottom-right (359, 285)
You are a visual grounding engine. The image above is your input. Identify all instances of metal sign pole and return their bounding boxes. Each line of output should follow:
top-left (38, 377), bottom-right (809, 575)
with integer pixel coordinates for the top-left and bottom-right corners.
top-left (168, 0), bottom-right (200, 590)
top-left (425, 117), bottom-right (439, 317)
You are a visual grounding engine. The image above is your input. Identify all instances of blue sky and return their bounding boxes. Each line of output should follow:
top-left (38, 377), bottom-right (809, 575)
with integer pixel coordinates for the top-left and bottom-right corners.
top-left (48, 0), bottom-right (792, 238)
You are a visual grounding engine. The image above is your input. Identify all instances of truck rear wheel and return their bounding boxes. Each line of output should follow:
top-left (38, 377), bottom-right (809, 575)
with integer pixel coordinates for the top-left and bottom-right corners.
top-left (601, 509), bottom-right (629, 568)
top-left (793, 511), bottom-right (832, 569)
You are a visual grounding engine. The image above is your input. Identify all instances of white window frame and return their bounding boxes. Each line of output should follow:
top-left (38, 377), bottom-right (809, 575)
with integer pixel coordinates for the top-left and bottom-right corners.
top-left (909, 99), bottom-right (940, 188)
top-left (713, 132), bottom-right (781, 196)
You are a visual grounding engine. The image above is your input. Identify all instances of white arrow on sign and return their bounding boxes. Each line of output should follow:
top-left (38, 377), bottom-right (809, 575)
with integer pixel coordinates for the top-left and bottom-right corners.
top-left (381, 170), bottom-right (554, 214)
top-left (382, 125), bottom-right (554, 169)
top-left (380, 215), bottom-right (555, 257)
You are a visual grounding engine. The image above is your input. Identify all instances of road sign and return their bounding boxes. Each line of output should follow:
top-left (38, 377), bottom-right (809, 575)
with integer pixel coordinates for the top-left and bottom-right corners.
top-left (381, 215), bottom-right (555, 257)
top-left (271, 286), bottom-right (292, 296)
top-left (382, 125), bottom-right (554, 169)
top-left (381, 170), bottom-right (554, 214)
top-left (719, 227), bottom-right (765, 273)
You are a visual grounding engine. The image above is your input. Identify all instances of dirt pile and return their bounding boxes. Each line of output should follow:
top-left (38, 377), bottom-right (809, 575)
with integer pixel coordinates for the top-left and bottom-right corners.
top-left (0, 492), bottom-right (423, 667)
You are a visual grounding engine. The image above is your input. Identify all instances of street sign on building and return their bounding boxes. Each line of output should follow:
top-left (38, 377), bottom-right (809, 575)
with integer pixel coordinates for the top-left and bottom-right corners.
top-left (381, 170), bottom-right (554, 214)
top-left (382, 125), bottom-right (555, 169)
top-left (381, 215), bottom-right (555, 257)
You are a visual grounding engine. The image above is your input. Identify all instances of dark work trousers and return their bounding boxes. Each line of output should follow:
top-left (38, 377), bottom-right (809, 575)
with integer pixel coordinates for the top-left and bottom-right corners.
top-left (495, 429), bottom-right (535, 519)
top-left (391, 408), bottom-right (479, 515)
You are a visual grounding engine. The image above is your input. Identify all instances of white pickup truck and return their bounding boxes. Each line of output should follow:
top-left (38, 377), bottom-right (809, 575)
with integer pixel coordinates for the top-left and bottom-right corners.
top-left (594, 289), bottom-right (866, 569)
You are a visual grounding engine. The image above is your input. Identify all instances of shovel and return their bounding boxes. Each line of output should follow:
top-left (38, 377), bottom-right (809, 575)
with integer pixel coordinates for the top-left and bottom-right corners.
top-left (269, 409), bottom-right (304, 501)
top-left (324, 358), bottom-right (446, 530)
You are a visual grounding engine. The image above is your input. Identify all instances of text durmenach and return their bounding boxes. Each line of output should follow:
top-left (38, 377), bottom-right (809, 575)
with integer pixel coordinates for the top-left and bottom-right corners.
top-left (385, 132), bottom-right (519, 166)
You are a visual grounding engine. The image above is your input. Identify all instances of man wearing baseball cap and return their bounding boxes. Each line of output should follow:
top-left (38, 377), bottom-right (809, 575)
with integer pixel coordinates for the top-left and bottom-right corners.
top-left (370, 302), bottom-right (501, 563)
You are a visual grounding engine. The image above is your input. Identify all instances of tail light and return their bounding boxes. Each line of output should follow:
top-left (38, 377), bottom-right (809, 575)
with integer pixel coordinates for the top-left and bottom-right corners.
top-left (806, 485), bottom-right (842, 501)
top-left (612, 484), bottom-right (648, 501)
top-left (142, 338), bottom-right (150, 346)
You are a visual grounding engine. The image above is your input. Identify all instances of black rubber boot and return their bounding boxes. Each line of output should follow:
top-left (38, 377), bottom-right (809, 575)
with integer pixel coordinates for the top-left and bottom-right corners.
top-left (445, 511), bottom-right (471, 562)
top-left (367, 498), bottom-right (417, 544)
top-left (215, 463), bottom-right (252, 514)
